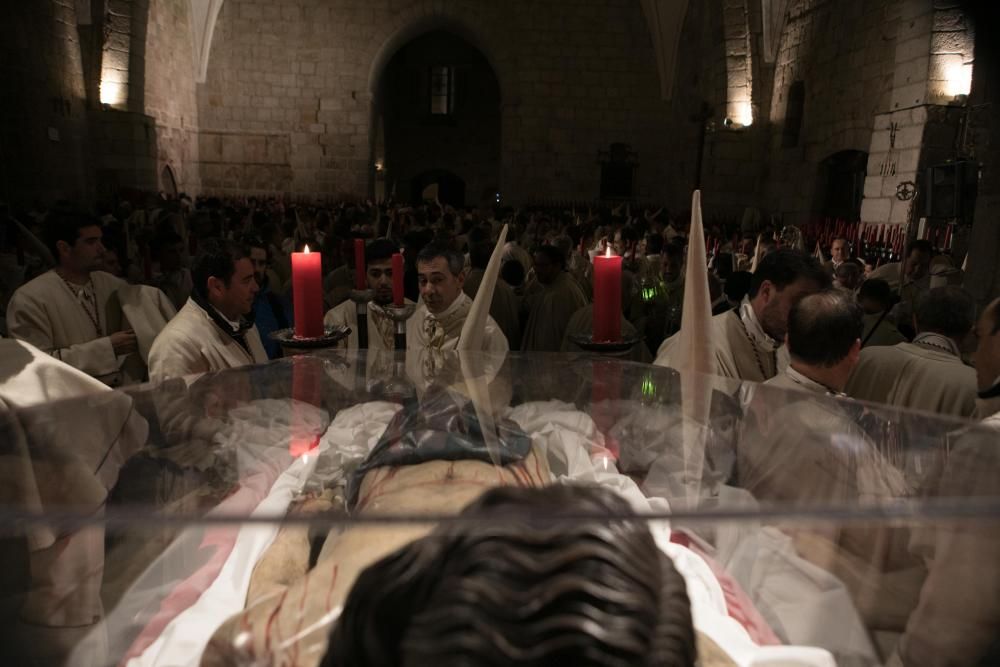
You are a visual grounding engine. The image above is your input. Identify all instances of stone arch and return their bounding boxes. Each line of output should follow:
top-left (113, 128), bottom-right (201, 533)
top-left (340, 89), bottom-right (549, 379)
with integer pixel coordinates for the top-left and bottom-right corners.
top-left (160, 163), bottom-right (179, 197)
top-left (366, 13), bottom-right (507, 101)
top-left (366, 11), bottom-right (505, 203)
top-left (189, 0), bottom-right (225, 83)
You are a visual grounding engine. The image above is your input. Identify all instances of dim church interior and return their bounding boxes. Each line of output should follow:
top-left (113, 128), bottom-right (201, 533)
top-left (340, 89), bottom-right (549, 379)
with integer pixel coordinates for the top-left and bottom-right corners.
top-left (4, 3), bottom-right (1000, 667)
top-left (3, 0), bottom-right (1000, 302)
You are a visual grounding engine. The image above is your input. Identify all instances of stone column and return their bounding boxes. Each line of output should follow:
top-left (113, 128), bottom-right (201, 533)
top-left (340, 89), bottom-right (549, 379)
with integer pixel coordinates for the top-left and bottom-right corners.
top-left (860, 0), bottom-right (975, 233)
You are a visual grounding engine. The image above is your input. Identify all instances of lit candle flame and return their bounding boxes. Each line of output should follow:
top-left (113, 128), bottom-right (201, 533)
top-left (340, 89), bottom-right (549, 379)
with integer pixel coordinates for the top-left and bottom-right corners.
top-left (605, 246), bottom-right (612, 258)
top-left (304, 245), bottom-right (310, 254)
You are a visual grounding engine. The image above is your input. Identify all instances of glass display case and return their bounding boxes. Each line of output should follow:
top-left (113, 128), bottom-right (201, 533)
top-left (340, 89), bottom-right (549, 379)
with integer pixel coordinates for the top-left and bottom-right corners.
top-left (1, 347), bottom-right (998, 667)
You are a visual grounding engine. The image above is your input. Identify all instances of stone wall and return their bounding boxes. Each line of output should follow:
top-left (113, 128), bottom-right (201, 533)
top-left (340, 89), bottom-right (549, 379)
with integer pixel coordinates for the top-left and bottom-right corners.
top-left (859, 0), bottom-right (974, 230)
top-left (0, 0), bottom-right (94, 205)
top-left (649, 0), bottom-right (729, 213)
top-left (760, 0), bottom-right (900, 224)
top-left (195, 0), bottom-right (671, 203)
top-left (144, 0), bottom-right (202, 194)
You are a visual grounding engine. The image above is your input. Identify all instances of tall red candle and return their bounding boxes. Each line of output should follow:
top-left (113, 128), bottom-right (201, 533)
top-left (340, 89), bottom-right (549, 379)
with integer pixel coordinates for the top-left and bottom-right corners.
top-left (354, 238), bottom-right (366, 290)
top-left (291, 245), bottom-right (324, 338)
top-left (592, 248), bottom-right (622, 343)
top-left (391, 252), bottom-right (404, 306)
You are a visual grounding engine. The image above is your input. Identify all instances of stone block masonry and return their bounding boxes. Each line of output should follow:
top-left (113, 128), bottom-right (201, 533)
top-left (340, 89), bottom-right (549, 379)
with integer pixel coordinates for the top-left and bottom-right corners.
top-left (193, 0), bottom-right (671, 202)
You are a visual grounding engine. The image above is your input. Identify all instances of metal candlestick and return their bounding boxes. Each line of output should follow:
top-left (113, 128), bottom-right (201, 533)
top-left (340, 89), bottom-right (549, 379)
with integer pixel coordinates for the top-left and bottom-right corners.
top-left (568, 332), bottom-right (642, 357)
top-left (349, 288), bottom-right (375, 349)
top-left (383, 303), bottom-right (417, 350)
top-left (270, 325), bottom-right (352, 356)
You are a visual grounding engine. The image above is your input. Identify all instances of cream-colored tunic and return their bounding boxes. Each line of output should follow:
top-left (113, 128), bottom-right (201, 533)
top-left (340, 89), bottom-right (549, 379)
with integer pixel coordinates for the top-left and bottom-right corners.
top-left (0, 339), bottom-right (148, 664)
top-left (861, 311), bottom-right (906, 348)
top-left (520, 272), bottom-right (588, 352)
top-left (405, 292), bottom-right (507, 354)
top-left (464, 268), bottom-right (521, 349)
top-left (845, 339), bottom-right (977, 419)
top-left (741, 368), bottom-right (918, 630)
top-left (6, 269), bottom-right (151, 386)
top-left (323, 298), bottom-right (415, 351)
top-left (655, 303), bottom-right (789, 383)
top-left (147, 298), bottom-right (268, 382)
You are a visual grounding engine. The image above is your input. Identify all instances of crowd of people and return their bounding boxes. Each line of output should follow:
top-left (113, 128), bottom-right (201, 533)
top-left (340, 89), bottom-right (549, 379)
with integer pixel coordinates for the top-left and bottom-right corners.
top-left (3, 191), bottom-right (1000, 667)
top-left (0, 193), bottom-right (994, 422)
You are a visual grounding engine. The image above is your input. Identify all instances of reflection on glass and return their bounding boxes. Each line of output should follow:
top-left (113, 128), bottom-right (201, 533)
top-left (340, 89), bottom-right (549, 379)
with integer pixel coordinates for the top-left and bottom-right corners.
top-left (0, 351), bottom-right (996, 666)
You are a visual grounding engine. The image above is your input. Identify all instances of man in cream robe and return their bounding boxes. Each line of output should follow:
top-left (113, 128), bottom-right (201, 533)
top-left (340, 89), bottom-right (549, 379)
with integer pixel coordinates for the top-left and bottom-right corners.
top-left (406, 244), bottom-right (508, 354)
top-left (888, 240), bottom-right (933, 337)
top-left (858, 278), bottom-right (906, 348)
top-left (0, 338), bottom-right (148, 665)
top-left (846, 287), bottom-right (977, 419)
top-left (521, 245), bottom-right (588, 352)
top-left (656, 248), bottom-right (829, 382)
top-left (738, 292), bottom-right (918, 632)
top-left (464, 240), bottom-right (520, 348)
top-left (886, 297), bottom-right (1000, 667)
top-left (629, 241), bottom-right (684, 351)
top-left (7, 213), bottom-right (172, 386)
top-left (325, 239), bottom-right (414, 351)
top-left (149, 239), bottom-right (268, 382)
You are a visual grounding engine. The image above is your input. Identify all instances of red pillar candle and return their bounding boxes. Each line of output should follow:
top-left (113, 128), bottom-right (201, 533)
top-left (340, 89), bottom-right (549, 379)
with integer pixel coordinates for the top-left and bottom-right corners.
top-left (592, 247), bottom-right (622, 343)
top-left (391, 252), bottom-right (404, 307)
top-left (354, 238), bottom-right (366, 290)
top-left (291, 245), bottom-right (324, 338)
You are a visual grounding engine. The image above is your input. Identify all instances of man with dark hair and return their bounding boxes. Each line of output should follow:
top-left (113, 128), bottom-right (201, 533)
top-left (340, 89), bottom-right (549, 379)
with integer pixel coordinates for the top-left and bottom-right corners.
top-left (8, 210), bottom-right (146, 386)
top-left (656, 248), bottom-right (829, 381)
top-left (464, 240), bottom-right (520, 348)
top-left (892, 239), bottom-right (935, 338)
top-left (846, 286), bottom-right (977, 418)
top-left (834, 260), bottom-right (863, 292)
top-left (324, 239), bottom-right (413, 350)
top-left (629, 240), bottom-right (685, 352)
top-left (521, 244), bottom-right (588, 351)
top-left (148, 238), bottom-right (267, 381)
top-left (150, 229), bottom-right (193, 311)
top-left (245, 235), bottom-right (292, 359)
top-left (858, 278), bottom-right (906, 348)
top-left (825, 236), bottom-right (850, 274)
top-left (406, 243), bottom-right (507, 352)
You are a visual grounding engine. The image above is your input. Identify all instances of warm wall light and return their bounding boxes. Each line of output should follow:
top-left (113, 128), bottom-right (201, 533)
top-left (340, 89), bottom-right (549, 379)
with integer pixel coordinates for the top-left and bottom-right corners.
top-left (736, 100), bottom-right (754, 127)
top-left (99, 79), bottom-right (126, 108)
top-left (725, 101), bottom-right (754, 129)
top-left (944, 63), bottom-right (972, 98)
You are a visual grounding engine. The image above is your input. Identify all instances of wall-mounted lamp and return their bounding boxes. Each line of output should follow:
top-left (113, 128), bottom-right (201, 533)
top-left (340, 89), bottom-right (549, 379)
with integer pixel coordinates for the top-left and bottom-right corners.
top-left (944, 63), bottom-right (972, 101)
top-left (725, 101), bottom-right (754, 129)
top-left (99, 79), bottom-right (126, 109)
top-left (374, 159), bottom-right (384, 172)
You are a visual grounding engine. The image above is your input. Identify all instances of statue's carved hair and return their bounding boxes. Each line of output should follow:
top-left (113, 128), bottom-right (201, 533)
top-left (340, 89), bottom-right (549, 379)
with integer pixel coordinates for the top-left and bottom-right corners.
top-left (323, 485), bottom-right (696, 667)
